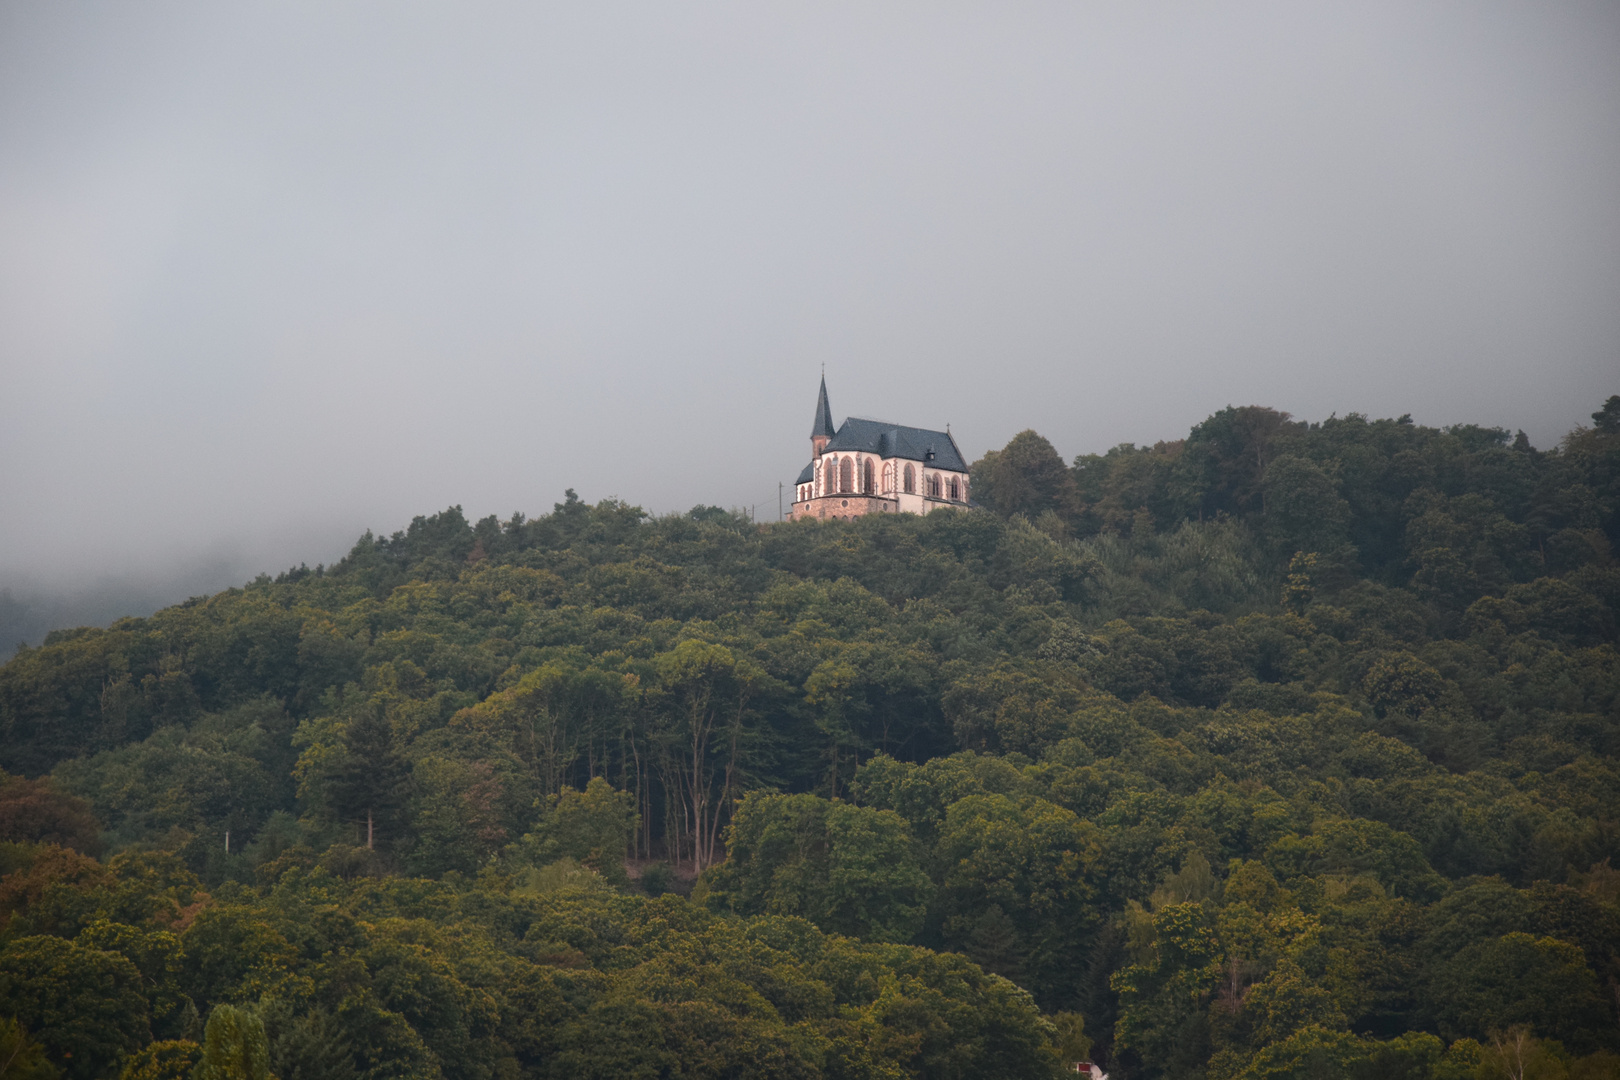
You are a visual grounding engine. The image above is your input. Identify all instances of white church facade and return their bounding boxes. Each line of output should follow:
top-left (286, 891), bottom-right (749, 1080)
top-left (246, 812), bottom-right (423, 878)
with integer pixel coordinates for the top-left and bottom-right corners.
top-left (790, 377), bottom-right (973, 521)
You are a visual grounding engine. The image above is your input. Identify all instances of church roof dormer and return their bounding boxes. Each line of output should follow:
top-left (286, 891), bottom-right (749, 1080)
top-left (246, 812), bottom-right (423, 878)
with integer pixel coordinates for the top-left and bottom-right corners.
top-left (811, 376), bottom-right (836, 439)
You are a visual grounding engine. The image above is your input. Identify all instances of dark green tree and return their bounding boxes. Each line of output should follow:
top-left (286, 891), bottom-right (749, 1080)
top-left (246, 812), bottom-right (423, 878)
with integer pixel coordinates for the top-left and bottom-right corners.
top-left (703, 791), bottom-right (933, 943)
top-left (972, 430), bottom-right (1083, 523)
top-left (0, 935), bottom-right (149, 1079)
top-left (325, 706), bottom-right (411, 852)
top-left (1591, 394), bottom-right (1620, 433)
top-left (0, 1017), bottom-right (59, 1080)
top-left (515, 776), bottom-right (637, 885)
top-left (259, 1002), bottom-right (357, 1080)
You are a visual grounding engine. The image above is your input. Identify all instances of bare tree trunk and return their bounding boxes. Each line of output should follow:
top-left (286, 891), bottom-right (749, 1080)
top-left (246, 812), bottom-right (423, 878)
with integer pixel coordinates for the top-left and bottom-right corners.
top-left (623, 725), bottom-right (643, 858)
top-left (692, 732), bottom-right (706, 872)
top-left (710, 707), bottom-right (742, 867)
top-left (659, 748), bottom-right (688, 868)
top-left (687, 694), bottom-right (716, 873)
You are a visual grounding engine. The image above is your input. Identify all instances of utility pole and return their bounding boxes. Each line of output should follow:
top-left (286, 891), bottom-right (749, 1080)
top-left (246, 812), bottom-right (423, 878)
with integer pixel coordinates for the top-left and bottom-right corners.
top-left (779, 482), bottom-right (783, 521)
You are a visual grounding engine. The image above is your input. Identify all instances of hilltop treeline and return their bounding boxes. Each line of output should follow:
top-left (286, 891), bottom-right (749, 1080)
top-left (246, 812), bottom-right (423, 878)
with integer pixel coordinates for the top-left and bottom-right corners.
top-left (1, 398), bottom-right (1618, 1080)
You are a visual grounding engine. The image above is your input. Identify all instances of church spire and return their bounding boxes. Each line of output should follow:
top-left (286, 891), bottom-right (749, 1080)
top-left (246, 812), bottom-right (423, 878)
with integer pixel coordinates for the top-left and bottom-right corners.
top-left (811, 375), bottom-right (835, 438)
top-left (810, 375), bottom-right (835, 457)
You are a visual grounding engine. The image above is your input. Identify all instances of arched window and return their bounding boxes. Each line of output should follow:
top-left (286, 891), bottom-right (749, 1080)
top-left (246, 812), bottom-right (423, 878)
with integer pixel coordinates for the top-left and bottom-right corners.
top-left (903, 464), bottom-right (915, 493)
top-left (927, 473), bottom-right (941, 498)
top-left (862, 459), bottom-right (875, 494)
top-left (840, 457), bottom-right (854, 494)
top-left (948, 476), bottom-right (960, 500)
top-left (824, 457), bottom-right (837, 494)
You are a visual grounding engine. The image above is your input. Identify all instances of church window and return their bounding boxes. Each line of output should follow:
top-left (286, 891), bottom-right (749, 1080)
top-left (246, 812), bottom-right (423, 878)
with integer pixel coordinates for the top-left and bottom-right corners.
top-left (862, 459), bottom-right (875, 494)
top-left (825, 457), bottom-right (837, 494)
top-left (904, 464), bottom-right (915, 493)
top-left (840, 456), bottom-right (854, 494)
top-left (948, 476), bottom-right (960, 500)
top-left (927, 473), bottom-right (941, 498)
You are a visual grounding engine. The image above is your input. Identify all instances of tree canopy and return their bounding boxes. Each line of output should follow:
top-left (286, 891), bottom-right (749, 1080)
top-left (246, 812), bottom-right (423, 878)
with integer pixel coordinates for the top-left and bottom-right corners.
top-left (2, 399), bottom-right (1618, 1079)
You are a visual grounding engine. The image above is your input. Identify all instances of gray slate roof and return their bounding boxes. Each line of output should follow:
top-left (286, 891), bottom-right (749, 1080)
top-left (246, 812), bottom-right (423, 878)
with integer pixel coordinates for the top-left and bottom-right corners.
top-left (827, 417), bottom-right (969, 471)
top-left (795, 417), bottom-right (969, 487)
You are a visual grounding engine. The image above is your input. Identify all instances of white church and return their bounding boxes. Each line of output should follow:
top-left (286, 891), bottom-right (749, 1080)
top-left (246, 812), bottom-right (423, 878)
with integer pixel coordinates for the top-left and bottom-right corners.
top-left (790, 377), bottom-right (973, 521)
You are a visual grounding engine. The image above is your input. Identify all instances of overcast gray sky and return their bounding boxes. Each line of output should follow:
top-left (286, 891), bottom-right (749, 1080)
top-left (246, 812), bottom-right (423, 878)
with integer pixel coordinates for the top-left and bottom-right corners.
top-left (2, 1), bottom-right (1618, 616)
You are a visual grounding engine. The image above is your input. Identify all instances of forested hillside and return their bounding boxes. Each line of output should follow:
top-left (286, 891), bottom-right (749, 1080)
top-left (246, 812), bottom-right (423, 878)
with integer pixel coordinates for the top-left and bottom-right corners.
top-left (3, 398), bottom-right (1619, 1080)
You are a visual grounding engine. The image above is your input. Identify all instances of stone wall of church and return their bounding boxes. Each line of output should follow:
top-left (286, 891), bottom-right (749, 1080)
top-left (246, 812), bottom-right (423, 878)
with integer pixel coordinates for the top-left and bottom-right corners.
top-left (790, 449), bottom-right (971, 521)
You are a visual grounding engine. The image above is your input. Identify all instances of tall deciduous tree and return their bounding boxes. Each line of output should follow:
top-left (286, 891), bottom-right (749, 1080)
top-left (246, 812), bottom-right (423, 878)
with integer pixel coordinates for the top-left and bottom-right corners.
top-left (1261, 455), bottom-right (1351, 556)
top-left (973, 430), bottom-right (1083, 523)
top-left (652, 640), bottom-right (765, 872)
top-left (517, 776), bottom-right (638, 885)
top-left (1177, 405), bottom-right (1302, 518)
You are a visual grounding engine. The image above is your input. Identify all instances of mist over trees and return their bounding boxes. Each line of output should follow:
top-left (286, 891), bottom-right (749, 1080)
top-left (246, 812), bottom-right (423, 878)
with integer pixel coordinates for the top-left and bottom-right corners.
top-left (1, 397), bottom-right (1618, 1079)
